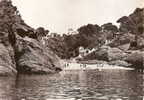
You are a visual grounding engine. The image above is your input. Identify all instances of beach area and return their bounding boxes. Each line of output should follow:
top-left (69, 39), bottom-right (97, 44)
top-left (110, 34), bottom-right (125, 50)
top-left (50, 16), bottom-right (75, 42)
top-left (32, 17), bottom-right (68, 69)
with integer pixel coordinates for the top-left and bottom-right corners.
top-left (62, 60), bottom-right (134, 71)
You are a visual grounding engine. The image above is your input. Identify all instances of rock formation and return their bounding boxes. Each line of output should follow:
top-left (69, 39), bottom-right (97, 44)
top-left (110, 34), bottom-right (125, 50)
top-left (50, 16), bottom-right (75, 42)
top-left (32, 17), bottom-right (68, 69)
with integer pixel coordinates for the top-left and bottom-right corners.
top-left (125, 51), bottom-right (144, 69)
top-left (15, 35), bottom-right (62, 74)
top-left (0, 0), bottom-right (62, 76)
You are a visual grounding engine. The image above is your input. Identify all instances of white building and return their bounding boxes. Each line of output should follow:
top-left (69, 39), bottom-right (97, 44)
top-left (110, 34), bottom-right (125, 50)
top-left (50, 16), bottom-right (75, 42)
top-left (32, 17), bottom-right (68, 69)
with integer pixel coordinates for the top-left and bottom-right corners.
top-left (78, 46), bottom-right (91, 57)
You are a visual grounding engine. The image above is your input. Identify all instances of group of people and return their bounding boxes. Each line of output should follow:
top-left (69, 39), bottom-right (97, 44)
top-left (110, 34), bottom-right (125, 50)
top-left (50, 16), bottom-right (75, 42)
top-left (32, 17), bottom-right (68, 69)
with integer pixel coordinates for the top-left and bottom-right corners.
top-left (64, 62), bottom-right (87, 69)
top-left (80, 64), bottom-right (87, 68)
top-left (64, 62), bottom-right (105, 68)
top-left (64, 63), bottom-right (69, 67)
top-left (64, 62), bottom-right (86, 67)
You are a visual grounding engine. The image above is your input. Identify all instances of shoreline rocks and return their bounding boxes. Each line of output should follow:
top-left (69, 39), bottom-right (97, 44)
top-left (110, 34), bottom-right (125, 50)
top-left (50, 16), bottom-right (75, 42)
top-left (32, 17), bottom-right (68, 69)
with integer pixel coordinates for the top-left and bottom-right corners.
top-left (0, 32), bottom-right (63, 76)
top-left (14, 35), bottom-right (62, 74)
top-left (125, 51), bottom-right (144, 69)
top-left (82, 46), bottom-right (144, 69)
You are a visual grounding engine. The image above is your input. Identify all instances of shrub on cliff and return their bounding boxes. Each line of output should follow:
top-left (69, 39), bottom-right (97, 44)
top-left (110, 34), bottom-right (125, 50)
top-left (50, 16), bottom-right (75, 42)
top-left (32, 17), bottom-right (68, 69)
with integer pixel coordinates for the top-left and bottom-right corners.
top-left (36, 27), bottom-right (49, 41)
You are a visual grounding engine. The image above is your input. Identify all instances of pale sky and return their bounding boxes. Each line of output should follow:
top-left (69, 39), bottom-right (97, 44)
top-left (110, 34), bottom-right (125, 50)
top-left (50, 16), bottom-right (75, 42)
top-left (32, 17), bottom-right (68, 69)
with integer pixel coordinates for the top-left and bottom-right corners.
top-left (12, 0), bottom-right (143, 34)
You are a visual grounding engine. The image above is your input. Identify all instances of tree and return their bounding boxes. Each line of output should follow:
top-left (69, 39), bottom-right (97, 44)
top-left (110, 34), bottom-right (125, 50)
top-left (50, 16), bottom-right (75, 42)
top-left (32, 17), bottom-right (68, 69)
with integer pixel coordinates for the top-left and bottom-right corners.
top-left (101, 23), bottom-right (118, 32)
top-left (76, 24), bottom-right (103, 48)
top-left (101, 23), bottom-right (118, 40)
top-left (117, 8), bottom-right (144, 35)
top-left (78, 24), bottom-right (101, 36)
top-left (117, 8), bottom-right (144, 49)
top-left (0, 0), bottom-right (22, 46)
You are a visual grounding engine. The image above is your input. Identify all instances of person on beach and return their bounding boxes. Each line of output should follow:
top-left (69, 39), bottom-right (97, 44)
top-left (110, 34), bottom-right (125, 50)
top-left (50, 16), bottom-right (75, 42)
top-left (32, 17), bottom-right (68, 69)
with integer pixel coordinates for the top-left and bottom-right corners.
top-left (84, 64), bottom-right (87, 68)
top-left (65, 62), bottom-right (69, 68)
top-left (80, 64), bottom-right (83, 68)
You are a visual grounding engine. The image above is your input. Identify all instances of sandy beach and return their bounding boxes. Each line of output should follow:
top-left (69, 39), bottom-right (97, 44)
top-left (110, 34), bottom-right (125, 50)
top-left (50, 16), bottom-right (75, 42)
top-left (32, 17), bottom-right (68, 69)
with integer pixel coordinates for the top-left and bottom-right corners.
top-left (63, 62), bottom-right (134, 70)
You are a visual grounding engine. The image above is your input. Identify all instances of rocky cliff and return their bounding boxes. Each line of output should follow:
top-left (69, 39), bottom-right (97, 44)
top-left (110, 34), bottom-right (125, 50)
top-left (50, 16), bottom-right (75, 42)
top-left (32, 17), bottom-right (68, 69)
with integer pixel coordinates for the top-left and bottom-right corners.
top-left (0, 0), bottom-right (62, 76)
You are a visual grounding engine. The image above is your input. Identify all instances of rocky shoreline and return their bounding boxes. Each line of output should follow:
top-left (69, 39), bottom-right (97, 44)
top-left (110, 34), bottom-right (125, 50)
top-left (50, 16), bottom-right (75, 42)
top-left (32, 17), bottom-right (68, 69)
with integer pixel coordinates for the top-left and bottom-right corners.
top-left (43, 8), bottom-right (144, 70)
top-left (80, 46), bottom-right (144, 69)
top-left (0, 0), bottom-right (143, 76)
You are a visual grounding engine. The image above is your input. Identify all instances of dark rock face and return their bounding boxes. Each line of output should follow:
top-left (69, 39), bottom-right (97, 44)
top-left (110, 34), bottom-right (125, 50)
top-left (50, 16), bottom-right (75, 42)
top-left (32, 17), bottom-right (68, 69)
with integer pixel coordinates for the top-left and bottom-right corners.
top-left (125, 51), bottom-right (144, 69)
top-left (107, 47), bottom-right (127, 61)
top-left (83, 46), bottom-right (127, 62)
top-left (0, 43), bottom-right (17, 76)
top-left (15, 36), bottom-right (62, 74)
top-left (0, 25), bottom-right (17, 76)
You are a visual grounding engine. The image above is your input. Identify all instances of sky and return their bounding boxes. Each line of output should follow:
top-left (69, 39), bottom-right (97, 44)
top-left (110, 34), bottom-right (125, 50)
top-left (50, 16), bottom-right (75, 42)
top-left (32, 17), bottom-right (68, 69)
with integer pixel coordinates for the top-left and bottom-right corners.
top-left (12, 0), bottom-right (143, 34)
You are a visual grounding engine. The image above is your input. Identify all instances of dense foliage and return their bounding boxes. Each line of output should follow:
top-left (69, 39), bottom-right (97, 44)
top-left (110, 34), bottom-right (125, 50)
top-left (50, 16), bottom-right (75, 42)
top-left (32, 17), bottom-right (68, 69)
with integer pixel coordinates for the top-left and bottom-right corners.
top-left (47, 8), bottom-right (144, 59)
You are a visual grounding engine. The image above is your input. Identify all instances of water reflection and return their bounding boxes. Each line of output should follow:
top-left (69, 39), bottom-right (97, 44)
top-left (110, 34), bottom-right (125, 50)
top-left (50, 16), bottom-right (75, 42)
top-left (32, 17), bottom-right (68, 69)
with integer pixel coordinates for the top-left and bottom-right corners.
top-left (0, 70), bottom-right (143, 100)
top-left (0, 77), bottom-right (16, 100)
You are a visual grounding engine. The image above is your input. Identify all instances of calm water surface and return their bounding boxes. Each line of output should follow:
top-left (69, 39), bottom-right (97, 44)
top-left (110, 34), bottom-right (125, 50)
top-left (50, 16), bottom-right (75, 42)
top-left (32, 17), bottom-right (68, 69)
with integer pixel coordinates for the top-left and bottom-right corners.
top-left (0, 69), bottom-right (143, 100)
